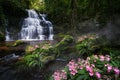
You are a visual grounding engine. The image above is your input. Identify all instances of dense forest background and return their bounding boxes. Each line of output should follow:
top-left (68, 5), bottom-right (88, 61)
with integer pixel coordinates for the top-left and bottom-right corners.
top-left (0, 0), bottom-right (120, 36)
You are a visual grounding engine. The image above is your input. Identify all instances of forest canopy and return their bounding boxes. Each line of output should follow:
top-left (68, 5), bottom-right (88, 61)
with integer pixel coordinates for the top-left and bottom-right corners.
top-left (0, 0), bottom-right (120, 25)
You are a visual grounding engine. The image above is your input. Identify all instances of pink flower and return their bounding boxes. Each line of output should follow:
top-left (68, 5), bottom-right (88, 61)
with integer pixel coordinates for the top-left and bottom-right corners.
top-left (86, 65), bottom-right (93, 73)
top-left (79, 66), bottom-right (83, 69)
top-left (106, 57), bottom-right (110, 61)
top-left (70, 70), bottom-right (78, 75)
top-left (30, 47), bottom-right (35, 51)
top-left (104, 64), bottom-right (109, 67)
top-left (95, 72), bottom-right (101, 79)
top-left (67, 60), bottom-right (78, 76)
top-left (89, 72), bottom-right (94, 76)
top-left (99, 55), bottom-right (105, 61)
top-left (91, 64), bottom-right (95, 67)
top-left (113, 68), bottom-right (120, 75)
top-left (35, 45), bottom-right (39, 48)
top-left (94, 55), bottom-right (98, 59)
top-left (94, 60), bottom-right (96, 62)
top-left (53, 70), bottom-right (67, 80)
top-left (105, 55), bottom-right (110, 61)
top-left (78, 58), bottom-right (81, 62)
top-left (87, 57), bottom-right (90, 60)
top-left (107, 65), bottom-right (112, 73)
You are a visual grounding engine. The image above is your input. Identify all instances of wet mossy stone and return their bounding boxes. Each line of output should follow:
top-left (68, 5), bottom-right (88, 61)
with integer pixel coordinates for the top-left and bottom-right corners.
top-left (12, 40), bottom-right (25, 47)
top-left (41, 55), bottom-right (55, 63)
top-left (54, 33), bottom-right (67, 42)
top-left (55, 35), bottom-right (74, 52)
top-left (56, 35), bottom-right (74, 47)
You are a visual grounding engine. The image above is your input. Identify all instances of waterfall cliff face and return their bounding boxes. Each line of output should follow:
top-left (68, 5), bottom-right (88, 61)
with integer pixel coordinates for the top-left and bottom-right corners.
top-left (6, 9), bottom-right (54, 41)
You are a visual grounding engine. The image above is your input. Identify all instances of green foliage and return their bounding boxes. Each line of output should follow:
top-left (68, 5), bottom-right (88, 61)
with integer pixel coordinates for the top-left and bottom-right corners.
top-left (29, 0), bottom-right (45, 11)
top-left (76, 38), bottom-right (95, 55)
top-left (16, 53), bottom-right (45, 72)
top-left (44, 0), bottom-right (120, 24)
top-left (17, 42), bottom-right (56, 73)
top-left (100, 48), bottom-right (120, 68)
top-left (76, 34), bottom-right (109, 56)
top-left (26, 42), bottom-right (53, 55)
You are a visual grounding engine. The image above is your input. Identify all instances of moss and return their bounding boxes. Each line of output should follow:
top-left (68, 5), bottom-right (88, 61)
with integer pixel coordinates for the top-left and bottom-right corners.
top-left (55, 35), bottom-right (74, 50)
top-left (54, 33), bottom-right (67, 42)
top-left (53, 35), bottom-right (74, 56)
top-left (12, 40), bottom-right (25, 47)
top-left (41, 55), bottom-right (55, 63)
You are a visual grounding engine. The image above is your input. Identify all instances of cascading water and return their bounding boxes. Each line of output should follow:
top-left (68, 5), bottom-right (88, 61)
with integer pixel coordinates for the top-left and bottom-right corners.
top-left (5, 29), bottom-right (11, 41)
top-left (5, 9), bottom-right (54, 41)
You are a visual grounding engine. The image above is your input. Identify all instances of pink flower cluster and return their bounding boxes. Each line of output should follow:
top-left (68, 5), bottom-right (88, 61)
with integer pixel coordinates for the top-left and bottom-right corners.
top-left (67, 58), bottom-right (101, 79)
top-left (114, 68), bottom-right (120, 75)
top-left (29, 47), bottom-right (35, 51)
top-left (86, 65), bottom-right (94, 76)
top-left (67, 60), bottom-right (79, 75)
top-left (105, 64), bottom-right (120, 75)
top-left (95, 72), bottom-right (101, 79)
top-left (29, 45), bottom-right (39, 52)
top-left (53, 70), bottom-right (67, 80)
top-left (99, 55), bottom-right (110, 61)
top-left (84, 58), bottom-right (101, 78)
top-left (35, 45), bottom-right (39, 48)
top-left (52, 54), bottom-right (119, 80)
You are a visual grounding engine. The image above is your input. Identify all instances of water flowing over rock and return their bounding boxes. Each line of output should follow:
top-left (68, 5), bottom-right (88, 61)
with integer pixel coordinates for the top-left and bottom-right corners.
top-left (6, 9), bottom-right (54, 41)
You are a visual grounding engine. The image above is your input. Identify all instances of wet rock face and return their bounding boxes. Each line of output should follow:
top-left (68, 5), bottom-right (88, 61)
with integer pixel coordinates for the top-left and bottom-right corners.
top-left (0, 41), bottom-right (26, 58)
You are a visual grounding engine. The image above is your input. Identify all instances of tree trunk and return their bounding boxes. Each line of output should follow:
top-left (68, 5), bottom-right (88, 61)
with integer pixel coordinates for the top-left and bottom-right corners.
top-left (70, 0), bottom-right (77, 36)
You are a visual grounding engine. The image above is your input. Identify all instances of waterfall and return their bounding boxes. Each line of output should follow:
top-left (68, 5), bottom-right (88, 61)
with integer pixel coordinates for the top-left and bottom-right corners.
top-left (21, 9), bottom-right (54, 41)
top-left (5, 29), bottom-right (13, 41)
top-left (5, 9), bottom-right (54, 41)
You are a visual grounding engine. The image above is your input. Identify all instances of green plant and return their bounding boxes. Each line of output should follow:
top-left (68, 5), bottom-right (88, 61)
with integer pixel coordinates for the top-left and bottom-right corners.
top-left (16, 53), bottom-right (45, 73)
top-left (17, 42), bottom-right (56, 73)
top-left (100, 48), bottom-right (120, 69)
top-left (76, 38), bottom-right (96, 56)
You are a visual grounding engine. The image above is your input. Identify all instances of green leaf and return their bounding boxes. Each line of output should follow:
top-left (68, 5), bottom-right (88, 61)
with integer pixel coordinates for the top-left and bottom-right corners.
top-left (76, 75), bottom-right (88, 80)
top-left (111, 61), bottom-right (118, 67)
top-left (78, 69), bottom-right (85, 74)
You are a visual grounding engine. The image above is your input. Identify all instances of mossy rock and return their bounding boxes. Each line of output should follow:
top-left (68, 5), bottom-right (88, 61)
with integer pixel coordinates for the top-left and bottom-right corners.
top-left (12, 40), bottom-right (25, 47)
top-left (56, 35), bottom-right (74, 48)
top-left (54, 33), bottom-right (67, 42)
top-left (53, 35), bottom-right (74, 55)
top-left (41, 55), bottom-right (55, 63)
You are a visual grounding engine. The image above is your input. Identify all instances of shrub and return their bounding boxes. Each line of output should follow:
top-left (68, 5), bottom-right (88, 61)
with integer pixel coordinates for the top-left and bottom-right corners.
top-left (76, 34), bottom-right (108, 56)
top-left (16, 53), bottom-right (45, 73)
